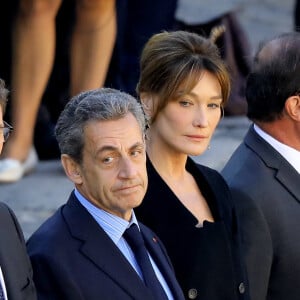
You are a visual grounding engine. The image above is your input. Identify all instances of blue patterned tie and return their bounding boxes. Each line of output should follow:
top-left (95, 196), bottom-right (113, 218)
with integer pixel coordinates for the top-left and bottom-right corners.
top-left (124, 224), bottom-right (168, 300)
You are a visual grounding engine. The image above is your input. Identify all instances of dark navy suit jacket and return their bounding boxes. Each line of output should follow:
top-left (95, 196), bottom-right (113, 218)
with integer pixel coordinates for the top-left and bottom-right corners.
top-left (222, 125), bottom-right (300, 300)
top-left (0, 202), bottom-right (36, 300)
top-left (27, 192), bottom-right (184, 300)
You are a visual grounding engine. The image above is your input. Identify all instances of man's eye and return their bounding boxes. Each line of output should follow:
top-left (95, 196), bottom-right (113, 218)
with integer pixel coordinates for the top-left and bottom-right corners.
top-left (131, 150), bottom-right (142, 157)
top-left (103, 157), bottom-right (114, 164)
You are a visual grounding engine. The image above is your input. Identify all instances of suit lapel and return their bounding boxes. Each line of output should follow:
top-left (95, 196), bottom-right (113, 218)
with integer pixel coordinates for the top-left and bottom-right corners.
top-left (274, 163), bottom-right (300, 202)
top-left (140, 223), bottom-right (184, 300)
top-left (0, 204), bottom-right (31, 299)
top-left (62, 193), bottom-right (154, 299)
top-left (245, 126), bottom-right (300, 203)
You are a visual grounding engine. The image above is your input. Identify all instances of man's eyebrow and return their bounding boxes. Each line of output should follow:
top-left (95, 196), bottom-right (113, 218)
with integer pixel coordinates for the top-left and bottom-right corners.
top-left (97, 145), bottom-right (118, 154)
top-left (130, 142), bottom-right (145, 149)
top-left (96, 142), bottom-right (145, 154)
top-left (96, 145), bottom-right (118, 155)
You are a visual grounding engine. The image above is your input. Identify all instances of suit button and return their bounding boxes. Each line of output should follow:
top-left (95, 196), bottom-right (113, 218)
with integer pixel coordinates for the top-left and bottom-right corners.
top-left (188, 288), bottom-right (197, 299)
top-left (238, 282), bottom-right (245, 294)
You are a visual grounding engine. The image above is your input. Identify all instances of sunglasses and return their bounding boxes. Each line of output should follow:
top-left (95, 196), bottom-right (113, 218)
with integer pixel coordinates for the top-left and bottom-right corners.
top-left (0, 121), bottom-right (13, 142)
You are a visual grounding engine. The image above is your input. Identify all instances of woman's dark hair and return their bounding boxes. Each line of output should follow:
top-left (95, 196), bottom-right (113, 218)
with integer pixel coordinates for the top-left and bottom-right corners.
top-left (136, 30), bottom-right (230, 122)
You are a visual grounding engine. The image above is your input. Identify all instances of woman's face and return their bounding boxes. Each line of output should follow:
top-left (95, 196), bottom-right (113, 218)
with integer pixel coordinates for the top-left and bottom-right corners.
top-left (150, 71), bottom-right (222, 156)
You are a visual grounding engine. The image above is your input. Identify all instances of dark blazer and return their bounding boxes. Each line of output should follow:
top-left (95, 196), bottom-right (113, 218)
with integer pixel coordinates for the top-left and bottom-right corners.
top-left (0, 202), bottom-right (36, 300)
top-left (222, 125), bottom-right (300, 300)
top-left (135, 157), bottom-right (248, 300)
top-left (27, 192), bottom-right (184, 300)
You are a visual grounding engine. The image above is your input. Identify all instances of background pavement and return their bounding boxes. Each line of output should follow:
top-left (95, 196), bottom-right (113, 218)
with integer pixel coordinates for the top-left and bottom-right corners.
top-left (1, 0), bottom-right (296, 240)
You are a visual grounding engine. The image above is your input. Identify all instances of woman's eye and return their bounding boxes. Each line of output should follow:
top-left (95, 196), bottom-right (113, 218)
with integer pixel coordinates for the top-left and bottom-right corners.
top-left (179, 100), bottom-right (192, 107)
top-left (208, 103), bottom-right (220, 109)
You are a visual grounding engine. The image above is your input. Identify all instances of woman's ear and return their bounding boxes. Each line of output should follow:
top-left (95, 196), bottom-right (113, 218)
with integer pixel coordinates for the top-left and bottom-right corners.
top-left (61, 154), bottom-right (83, 185)
top-left (140, 92), bottom-right (154, 117)
top-left (285, 95), bottom-right (300, 121)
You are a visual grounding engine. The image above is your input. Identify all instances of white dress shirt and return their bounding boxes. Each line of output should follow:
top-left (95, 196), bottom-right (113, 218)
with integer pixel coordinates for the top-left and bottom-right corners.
top-left (254, 124), bottom-right (300, 173)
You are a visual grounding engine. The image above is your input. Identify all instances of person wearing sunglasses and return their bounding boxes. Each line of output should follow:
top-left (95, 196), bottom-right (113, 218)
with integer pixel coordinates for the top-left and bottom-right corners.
top-left (0, 78), bottom-right (37, 300)
top-left (0, 121), bottom-right (13, 149)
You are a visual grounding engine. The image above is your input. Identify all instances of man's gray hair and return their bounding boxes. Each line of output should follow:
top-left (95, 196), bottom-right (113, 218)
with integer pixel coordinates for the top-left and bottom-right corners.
top-left (55, 88), bottom-right (145, 163)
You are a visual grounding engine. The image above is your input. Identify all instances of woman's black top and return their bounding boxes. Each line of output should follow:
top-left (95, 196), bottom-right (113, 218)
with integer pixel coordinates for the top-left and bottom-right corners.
top-left (135, 157), bottom-right (248, 300)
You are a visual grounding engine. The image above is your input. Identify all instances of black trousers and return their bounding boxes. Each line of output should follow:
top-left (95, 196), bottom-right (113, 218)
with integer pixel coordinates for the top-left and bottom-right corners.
top-left (105, 0), bottom-right (178, 97)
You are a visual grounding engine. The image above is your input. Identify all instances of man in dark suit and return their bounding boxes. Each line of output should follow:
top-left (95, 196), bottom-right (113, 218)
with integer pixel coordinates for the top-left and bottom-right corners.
top-left (27, 88), bottom-right (184, 299)
top-left (222, 32), bottom-right (300, 300)
top-left (0, 78), bottom-right (36, 299)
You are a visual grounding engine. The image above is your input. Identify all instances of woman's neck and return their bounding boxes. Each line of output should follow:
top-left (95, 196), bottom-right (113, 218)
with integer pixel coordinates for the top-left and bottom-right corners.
top-left (146, 139), bottom-right (188, 180)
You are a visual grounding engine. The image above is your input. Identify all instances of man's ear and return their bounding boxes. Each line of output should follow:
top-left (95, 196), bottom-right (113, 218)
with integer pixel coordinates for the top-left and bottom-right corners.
top-left (139, 92), bottom-right (154, 117)
top-left (285, 95), bottom-right (300, 121)
top-left (61, 154), bottom-right (83, 185)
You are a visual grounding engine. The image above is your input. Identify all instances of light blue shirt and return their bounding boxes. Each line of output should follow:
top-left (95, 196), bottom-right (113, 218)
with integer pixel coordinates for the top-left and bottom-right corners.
top-left (75, 189), bottom-right (174, 299)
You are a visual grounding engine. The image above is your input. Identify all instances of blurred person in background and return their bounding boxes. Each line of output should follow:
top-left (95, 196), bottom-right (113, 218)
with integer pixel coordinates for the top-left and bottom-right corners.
top-left (0, 0), bottom-right (116, 183)
top-left (174, 0), bottom-right (251, 116)
top-left (0, 78), bottom-right (36, 300)
top-left (295, 0), bottom-right (300, 31)
top-left (105, 0), bottom-right (178, 96)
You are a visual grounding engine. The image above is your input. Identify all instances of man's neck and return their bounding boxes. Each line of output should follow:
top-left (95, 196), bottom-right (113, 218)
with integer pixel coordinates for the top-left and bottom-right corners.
top-left (256, 119), bottom-right (300, 151)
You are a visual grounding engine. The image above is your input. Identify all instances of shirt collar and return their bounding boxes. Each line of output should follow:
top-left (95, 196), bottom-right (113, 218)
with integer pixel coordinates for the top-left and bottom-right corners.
top-left (74, 188), bottom-right (139, 245)
top-left (254, 124), bottom-right (300, 173)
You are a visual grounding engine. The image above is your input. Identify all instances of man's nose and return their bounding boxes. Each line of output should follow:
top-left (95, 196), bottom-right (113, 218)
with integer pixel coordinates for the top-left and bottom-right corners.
top-left (119, 157), bottom-right (138, 178)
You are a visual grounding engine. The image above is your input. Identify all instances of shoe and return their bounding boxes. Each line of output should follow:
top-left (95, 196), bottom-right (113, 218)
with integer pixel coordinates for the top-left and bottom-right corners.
top-left (0, 148), bottom-right (38, 183)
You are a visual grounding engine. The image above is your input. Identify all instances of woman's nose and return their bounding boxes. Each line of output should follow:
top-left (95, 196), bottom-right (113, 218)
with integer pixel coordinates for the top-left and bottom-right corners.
top-left (193, 107), bottom-right (208, 127)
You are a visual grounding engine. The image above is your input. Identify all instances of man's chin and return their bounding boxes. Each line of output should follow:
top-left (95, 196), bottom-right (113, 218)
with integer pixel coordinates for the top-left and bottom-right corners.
top-left (133, 198), bottom-right (144, 209)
